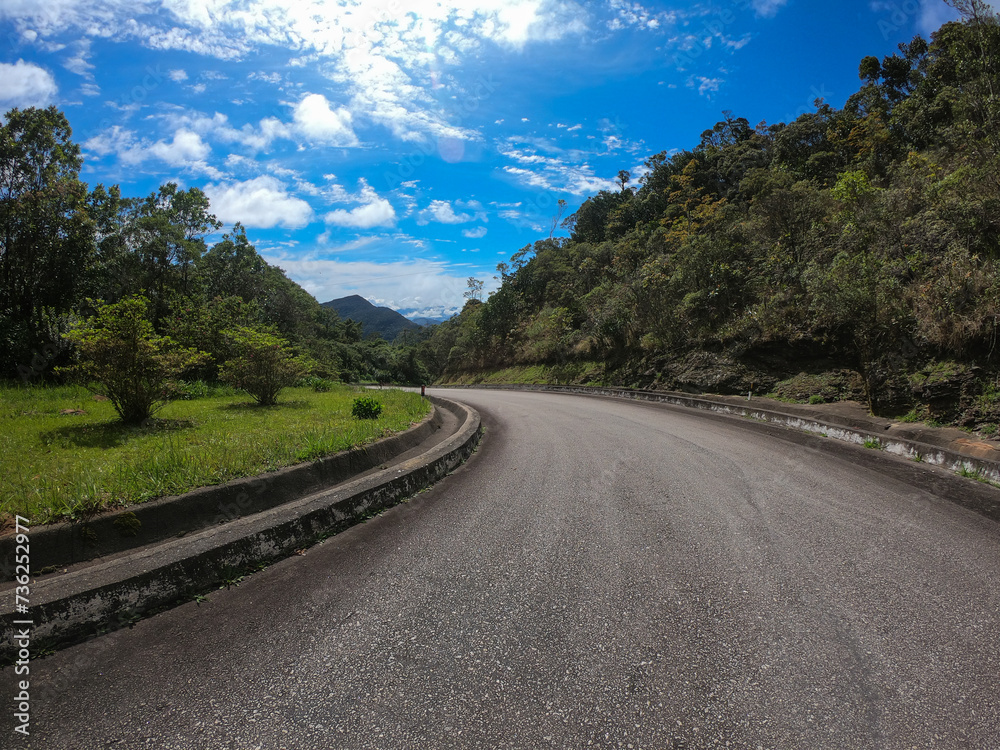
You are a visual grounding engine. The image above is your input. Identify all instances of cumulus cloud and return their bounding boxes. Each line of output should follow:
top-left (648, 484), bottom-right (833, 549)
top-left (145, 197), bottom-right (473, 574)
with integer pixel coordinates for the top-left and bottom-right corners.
top-left (205, 176), bottom-right (314, 229)
top-left (0, 60), bottom-right (58, 108)
top-left (325, 182), bottom-right (396, 229)
top-left (293, 93), bottom-right (359, 146)
top-left (148, 128), bottom-right (210, 164)
top-left (84, 125), bottom-right (219, 174)
top-left (163, 110), bottom-right (292, 152)
top-left (463, 226), bottom-right (488, 239)
top-left (417, 199), bottom-right (488, 225)
top-left (420, 200), bottom-right (471, 224)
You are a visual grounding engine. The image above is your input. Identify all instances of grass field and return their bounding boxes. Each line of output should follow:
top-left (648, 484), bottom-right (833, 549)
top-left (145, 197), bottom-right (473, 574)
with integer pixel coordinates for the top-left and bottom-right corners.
top-left (1, 383), bottom-right (430, 525)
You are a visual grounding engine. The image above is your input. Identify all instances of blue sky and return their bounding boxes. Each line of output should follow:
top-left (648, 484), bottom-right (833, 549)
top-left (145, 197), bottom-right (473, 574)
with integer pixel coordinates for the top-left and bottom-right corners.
top-left (0, 0), bottom-right (976, 319)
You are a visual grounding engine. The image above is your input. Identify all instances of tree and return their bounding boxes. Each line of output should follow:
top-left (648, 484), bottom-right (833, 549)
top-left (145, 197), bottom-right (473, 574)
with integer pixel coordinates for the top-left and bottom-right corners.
top-left (60, 296), bottom-right (209, 424)
top-left (130, 183), bottom-right (221, 322)
top-left (197, 223), bottom-right (267, 302)
top-left (464, 277), bottom-right (484, 302)
top-left (0, 106), bottom-right (94, 373)
top-left (549, 199), bottom-right (567, 239)
top-left (218, 326), bottom-right (311, 406)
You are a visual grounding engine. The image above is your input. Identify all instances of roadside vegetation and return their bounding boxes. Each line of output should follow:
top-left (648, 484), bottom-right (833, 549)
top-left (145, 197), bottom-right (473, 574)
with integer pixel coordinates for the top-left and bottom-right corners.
top-left (1, 383), bottom-right (429, 526)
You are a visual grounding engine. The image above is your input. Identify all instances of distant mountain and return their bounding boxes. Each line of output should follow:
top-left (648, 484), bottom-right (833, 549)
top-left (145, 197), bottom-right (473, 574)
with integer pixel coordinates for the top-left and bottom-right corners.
top-left (408, 315), bottom-right (451, 327)
top-left (322, 295), bottom-right (421, 341)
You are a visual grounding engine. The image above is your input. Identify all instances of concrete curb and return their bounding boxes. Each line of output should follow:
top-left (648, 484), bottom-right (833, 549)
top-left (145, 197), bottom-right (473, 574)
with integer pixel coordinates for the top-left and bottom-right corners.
top-left (440, 383), bottom-right (1000, 484)
top-left (0, 396), bottom-right (482, 662)
top-left (1, 401), bottom-right (444, 579)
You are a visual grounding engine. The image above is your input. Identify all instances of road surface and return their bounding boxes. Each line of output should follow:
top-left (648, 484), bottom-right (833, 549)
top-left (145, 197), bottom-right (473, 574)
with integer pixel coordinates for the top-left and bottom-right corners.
top-left (6, 388), bottom-right (1000, 749)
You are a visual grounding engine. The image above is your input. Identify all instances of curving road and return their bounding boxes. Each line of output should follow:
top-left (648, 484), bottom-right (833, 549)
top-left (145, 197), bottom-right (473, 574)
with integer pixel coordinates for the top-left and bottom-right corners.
top-left (7, 388), bottom-right (1000, 749)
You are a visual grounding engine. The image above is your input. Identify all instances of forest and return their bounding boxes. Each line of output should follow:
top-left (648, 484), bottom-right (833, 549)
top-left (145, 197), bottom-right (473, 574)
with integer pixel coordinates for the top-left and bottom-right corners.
top-left (420, 5), bottom-right (1000, 428)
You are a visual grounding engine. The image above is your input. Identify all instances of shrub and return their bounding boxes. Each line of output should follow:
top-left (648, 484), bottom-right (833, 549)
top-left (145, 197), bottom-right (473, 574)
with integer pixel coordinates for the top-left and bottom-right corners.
top-left (218, 326), bottom-right (310, 406)
top-left (352, 395), bottom-right (383, 420)
top-left (59, 296), bottom-right (210, 425)
top-left (175, 380), bottom-right (211, 400)
top-left (300, 375), bottom-right (335, 392)
top-left (808, 394), bottom-right (824, 404)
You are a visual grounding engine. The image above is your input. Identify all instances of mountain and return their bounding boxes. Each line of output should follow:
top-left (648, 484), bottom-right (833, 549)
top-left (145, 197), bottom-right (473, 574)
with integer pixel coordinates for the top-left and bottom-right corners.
top-left (408, 315), bottom-right (451, 327)
top-left (322, 295), bottom-right (421, 341)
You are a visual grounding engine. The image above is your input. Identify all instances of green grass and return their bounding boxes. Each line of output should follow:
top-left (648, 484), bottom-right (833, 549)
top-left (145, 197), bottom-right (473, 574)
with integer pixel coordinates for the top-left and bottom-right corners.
top-left (1, 383), bottom-right (430, 525)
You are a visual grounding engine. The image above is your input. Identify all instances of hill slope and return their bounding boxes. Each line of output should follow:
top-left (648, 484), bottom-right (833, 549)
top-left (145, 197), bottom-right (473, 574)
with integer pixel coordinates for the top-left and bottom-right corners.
top-left (322, 295), bottom-right (421, 341)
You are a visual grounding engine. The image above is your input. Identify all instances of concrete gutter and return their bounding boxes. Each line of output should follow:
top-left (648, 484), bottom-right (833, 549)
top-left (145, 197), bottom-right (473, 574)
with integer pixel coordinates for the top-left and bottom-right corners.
top-left (0, 396), bottom-right (482, 661)
top-left (441, 383), bottom-right (1000, 485)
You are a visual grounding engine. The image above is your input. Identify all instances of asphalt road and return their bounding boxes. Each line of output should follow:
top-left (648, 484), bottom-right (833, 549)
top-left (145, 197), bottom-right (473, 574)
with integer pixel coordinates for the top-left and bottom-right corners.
top-left (6, 388), bottom-right (1000, 749)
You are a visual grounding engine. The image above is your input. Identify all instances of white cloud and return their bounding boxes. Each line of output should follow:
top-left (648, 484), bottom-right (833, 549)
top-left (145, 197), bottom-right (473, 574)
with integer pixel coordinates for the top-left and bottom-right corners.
top-left (688, 75), bottom-right (723, 97)
top-left (752, 0), bottom-right (791, 17)
top-left (421, 200), bottom-right (470, 225)
top-left (148, 128), bottom-right (210, 164)
top-left (249, 71), bottom-right (282, 84)
top-left (165, 110), bottom-right (293, 152)
top-left (0, 0), bottom-right (608, 145)
top-left (205, 176), bottom-right (314, 229)
top-left (293, 93), bottom-right (359, 146)
top-left (326, 200), bottom-right (397, 229)
top-left (0, 60), bottom-right (58, 108)
top-left (463, 226), bottom-right (488, 238)
top-left (325, 181), bottom-right (396, 229)
top-left (169, 69), bottom-right (188, 82)
top-left (499, 139), bottom-right (619, 195)
top-left (63, 40), bottom-right (94, 77)
top-left (417, 199), bottom-right (488, 225)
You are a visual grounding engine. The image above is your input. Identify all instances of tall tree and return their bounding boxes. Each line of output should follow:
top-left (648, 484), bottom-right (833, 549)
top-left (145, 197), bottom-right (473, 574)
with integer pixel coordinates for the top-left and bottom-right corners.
top-left (0, 107), bottom-right (94, 373)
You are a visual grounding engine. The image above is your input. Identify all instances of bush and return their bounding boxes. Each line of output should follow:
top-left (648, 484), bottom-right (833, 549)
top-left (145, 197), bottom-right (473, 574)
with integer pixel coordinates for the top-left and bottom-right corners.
top-left (218, 326), bottom-right (310, 405)
top-left (59, 296), bottom-right (210, 424)
top-left (808, 394), bottom-right (825, 404)
top-left (300, 375), bottom-right (335, 392)
top-left (351, 395), bottom-right (383, 420)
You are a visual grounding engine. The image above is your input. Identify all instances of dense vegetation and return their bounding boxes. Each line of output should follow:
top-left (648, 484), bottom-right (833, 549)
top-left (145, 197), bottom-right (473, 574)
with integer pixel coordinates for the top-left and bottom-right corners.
top-left (423, 7), bottom-right (1000, 427)
top-left (0, 108), bottom-right (428, 391)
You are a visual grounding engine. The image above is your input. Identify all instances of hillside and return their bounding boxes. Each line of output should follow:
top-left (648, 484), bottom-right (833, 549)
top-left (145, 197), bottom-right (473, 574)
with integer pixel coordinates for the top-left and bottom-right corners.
top-left (322, 295), bottom-right (421, 341)
top-left (418, 11), bottom-right (1000, 431)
